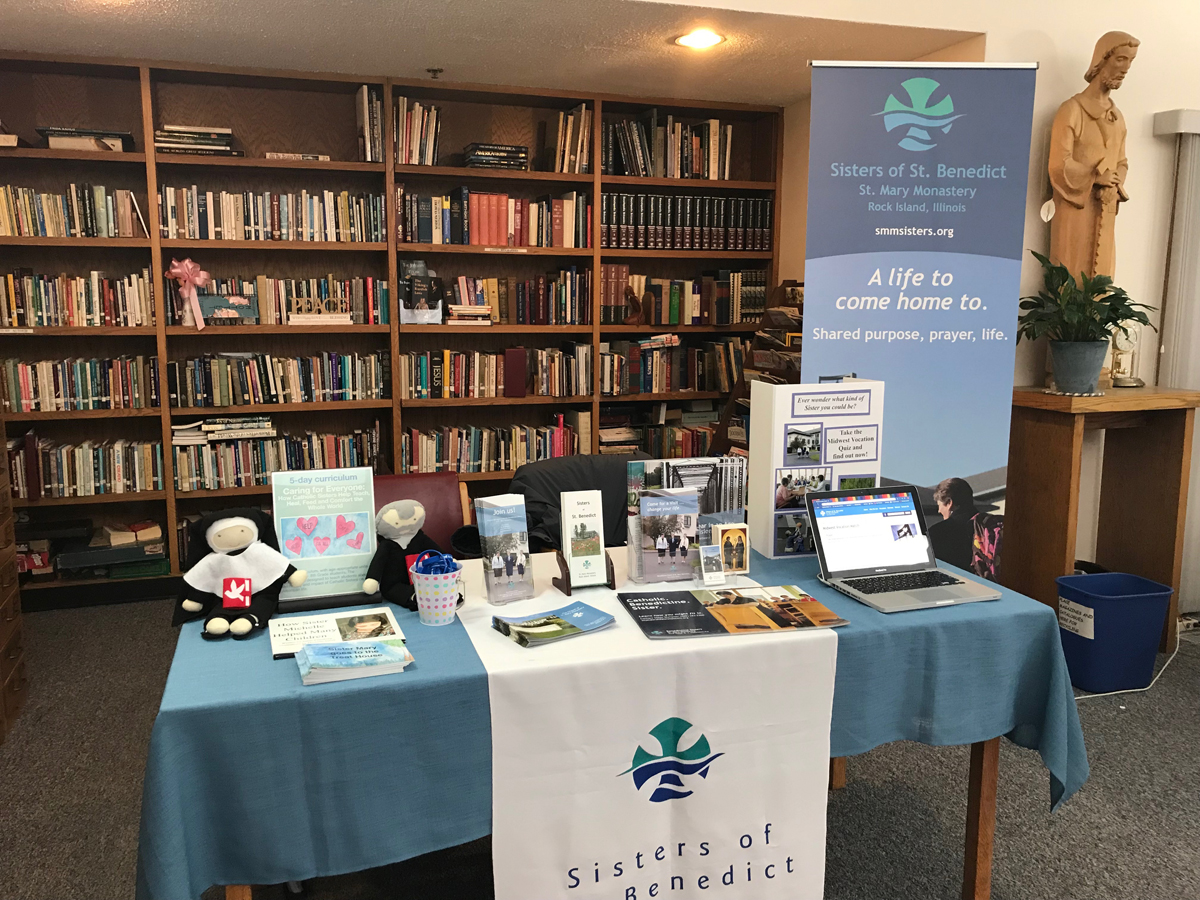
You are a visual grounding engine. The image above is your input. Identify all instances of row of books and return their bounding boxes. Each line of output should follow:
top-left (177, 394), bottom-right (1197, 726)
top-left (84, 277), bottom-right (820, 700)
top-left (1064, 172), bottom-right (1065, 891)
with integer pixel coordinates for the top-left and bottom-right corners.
top-left (399, 268), bottom-right (592, 326)
top-left (156, 185), bottom-right (387, 243)
top-left (599, 336), bottom-right (747, 395)
top-left (1, 268), bottom-right (155, 328)
top-left (164, 351), bottom-right (389, 409)
top-left (171, 416), bottom-right (275, 446)
top-left (602, 112), bottom-right (735, 181)
top-left (465, 143), bottom-right (527, 171)
top-left (35, 126), bottom-right (135, 153)
top-left (155, 124), bottom-right (242, 158)
top-left (356, 86), bottom-right (385, 163)
top-left (395, 186), bottom-right (591, 248)
top-left (599, 265), bottom-right (767, 326)
top-left (393, 97), bottom-right (440, 166)
top-left (1, 355), bottom-right (159, 413)
top-left (600, 192), bottom-right (771, 251)
top-left (0, 184), bottom-right (149, 239)
top-left (549, 104), bottom-right (592, 174)
top-left (162, 274), bottom-right (389, 326)
top-left (399, 415), bottom-right (585, 475)
top-left (397, 344), bottom-right (593, 400)
top-left (172, 423), bottom-right (381, 492)
top-left (7, 431), bottom-right (165, 500)
top-left (599, 410), bottom-right (724, 460)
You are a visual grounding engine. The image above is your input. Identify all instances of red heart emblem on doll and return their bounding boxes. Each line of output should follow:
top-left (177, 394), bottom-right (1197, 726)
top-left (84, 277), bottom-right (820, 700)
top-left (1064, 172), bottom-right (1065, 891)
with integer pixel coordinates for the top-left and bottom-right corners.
top-left (335, 515), bottom-right (355, 538)
top-left (346, 532), bottom-right (363, 550)
top-left (285, 537), bottom-right (303, 555)
top-left (296, 516), bottom-right (318, 535)
top-left (313, 537), bottom-right (331, 554)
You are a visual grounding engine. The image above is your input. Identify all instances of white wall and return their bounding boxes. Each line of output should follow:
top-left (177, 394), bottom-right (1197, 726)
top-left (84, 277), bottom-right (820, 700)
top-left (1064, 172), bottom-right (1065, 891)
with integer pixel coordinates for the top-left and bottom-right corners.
top-left (656, 0), bottom-right (1200, 608)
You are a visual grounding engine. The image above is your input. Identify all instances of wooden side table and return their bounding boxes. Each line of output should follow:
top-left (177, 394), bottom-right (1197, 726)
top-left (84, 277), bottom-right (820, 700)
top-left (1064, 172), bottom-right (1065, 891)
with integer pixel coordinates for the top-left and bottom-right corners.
top-left (1005, 386), bottom-right (1200, 649)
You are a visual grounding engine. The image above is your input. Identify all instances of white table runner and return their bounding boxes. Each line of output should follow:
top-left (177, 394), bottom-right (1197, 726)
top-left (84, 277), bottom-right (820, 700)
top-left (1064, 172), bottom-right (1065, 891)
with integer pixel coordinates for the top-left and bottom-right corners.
top-left (458, 551), bottom-right (837, 900)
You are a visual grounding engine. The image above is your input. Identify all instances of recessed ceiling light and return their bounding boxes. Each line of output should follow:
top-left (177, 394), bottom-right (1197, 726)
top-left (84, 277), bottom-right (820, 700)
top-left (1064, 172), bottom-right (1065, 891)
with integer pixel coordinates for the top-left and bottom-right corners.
top-left (676, 29), bottom-right (724, 50)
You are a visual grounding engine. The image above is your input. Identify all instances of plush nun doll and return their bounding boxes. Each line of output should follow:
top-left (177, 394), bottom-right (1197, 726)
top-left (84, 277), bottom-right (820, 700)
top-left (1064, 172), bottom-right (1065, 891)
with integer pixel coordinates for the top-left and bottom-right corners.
top-left (361, 500), bottom-right (443, 610)
top-left (174, 508), bottom-right (308, 638)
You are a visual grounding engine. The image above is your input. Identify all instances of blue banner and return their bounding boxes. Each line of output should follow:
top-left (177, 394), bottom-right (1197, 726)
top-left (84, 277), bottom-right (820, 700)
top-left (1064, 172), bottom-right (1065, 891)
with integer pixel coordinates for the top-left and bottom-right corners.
top-left (801, 64), bottom-right (1037, 488)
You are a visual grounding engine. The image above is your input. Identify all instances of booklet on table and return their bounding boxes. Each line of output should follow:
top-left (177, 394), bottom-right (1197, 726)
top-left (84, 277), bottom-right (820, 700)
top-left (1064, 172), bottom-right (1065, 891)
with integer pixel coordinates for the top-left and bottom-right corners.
top-left (617, 585), bottom-right (848, 639)
top-left (295, 639), bottom-right (415, 685)
top-left (268, 606), bottom-right (404, 659)
top-left (492, 601), bottom-right (615, 647)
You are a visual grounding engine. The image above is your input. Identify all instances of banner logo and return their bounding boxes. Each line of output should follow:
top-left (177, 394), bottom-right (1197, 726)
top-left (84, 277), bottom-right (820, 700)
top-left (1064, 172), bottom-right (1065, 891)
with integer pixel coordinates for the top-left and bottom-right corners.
top-left (620, 717), bottom-right (724, 803)
top-left (875, 77), bottom-right (963, 151)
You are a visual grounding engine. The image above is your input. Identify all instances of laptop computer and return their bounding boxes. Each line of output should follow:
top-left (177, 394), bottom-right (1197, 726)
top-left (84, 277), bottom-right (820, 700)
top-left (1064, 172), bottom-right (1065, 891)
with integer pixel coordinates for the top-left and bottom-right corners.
top-left (804, 485), bottom-right (1001, 612)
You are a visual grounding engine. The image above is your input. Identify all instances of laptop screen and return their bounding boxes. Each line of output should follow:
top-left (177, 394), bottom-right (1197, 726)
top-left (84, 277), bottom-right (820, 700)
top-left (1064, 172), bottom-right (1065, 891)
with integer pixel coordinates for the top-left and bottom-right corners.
top-left (808, 488), bottom-right (935, 577)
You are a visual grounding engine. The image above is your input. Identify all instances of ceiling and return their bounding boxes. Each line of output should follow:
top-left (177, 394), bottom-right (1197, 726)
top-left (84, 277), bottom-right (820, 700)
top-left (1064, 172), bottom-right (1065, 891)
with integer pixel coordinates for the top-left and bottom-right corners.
top-left (0, 0), bottom-right (977, 106)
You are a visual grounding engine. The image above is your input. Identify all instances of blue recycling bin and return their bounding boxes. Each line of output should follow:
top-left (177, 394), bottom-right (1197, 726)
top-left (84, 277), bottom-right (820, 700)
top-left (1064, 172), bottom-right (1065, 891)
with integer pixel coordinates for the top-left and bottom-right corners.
top-left (1055, 573), bottom-right (1173, 693)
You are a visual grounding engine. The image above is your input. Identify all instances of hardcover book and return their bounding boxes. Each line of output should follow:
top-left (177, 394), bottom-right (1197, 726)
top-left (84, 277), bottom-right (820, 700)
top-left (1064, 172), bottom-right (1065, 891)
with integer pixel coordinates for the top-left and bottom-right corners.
top-left (560, 489), bottom-right (606, 587)
top-left (475, 493), bottom-right (534, 604)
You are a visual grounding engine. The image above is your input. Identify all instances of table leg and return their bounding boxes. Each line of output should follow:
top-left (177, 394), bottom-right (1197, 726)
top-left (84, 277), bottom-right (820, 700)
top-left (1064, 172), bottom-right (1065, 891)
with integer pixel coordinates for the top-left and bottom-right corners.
top-left (1002, 407), bottom-right (1084, 607)
top-left (829, 756), bottom-right (846, 790)
top-left (1096, 407), bottom-right (1195, 650)
top-left (225, 886), bottom-right (252, 900)
top-left (962, 738), bottom-right (1000, 900)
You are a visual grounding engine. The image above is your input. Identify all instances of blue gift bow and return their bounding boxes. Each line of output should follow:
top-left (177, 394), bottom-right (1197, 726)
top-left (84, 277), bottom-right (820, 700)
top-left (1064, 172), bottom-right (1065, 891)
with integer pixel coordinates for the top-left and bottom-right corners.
top-left (411, 550), bottom-right (461, 575)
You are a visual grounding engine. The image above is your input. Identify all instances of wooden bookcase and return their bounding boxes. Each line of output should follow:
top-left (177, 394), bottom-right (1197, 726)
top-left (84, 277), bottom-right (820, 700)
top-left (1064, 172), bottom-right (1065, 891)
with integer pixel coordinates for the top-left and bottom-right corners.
top-left (0, 52), bottom-right (781, 593)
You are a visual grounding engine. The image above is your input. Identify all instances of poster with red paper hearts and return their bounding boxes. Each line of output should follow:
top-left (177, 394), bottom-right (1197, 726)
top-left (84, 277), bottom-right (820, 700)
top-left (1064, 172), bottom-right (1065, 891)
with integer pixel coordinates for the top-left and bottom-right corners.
top-left (271, 466), bottom-right (376, 600)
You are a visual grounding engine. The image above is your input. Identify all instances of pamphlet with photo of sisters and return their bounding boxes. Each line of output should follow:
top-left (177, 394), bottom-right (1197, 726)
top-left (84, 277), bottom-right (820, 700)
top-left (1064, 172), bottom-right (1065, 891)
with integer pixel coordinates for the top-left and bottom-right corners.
top-left (476, 493), bottom-right (535, 605)
top-left (618, 585), bottom-right (848, 639)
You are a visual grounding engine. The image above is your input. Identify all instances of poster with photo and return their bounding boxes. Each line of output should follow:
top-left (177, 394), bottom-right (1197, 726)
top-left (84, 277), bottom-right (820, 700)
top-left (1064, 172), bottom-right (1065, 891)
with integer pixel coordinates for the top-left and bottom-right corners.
top-left (272, 467), bottom-right (377, 600)
top-left (749, 380), bottom-right (884, 558)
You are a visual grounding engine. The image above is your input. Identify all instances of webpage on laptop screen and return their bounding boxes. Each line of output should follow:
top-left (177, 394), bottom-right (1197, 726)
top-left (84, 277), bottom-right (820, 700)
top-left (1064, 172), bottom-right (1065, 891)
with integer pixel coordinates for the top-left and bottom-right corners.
top-left (811, 492), bottom-right (930, 574)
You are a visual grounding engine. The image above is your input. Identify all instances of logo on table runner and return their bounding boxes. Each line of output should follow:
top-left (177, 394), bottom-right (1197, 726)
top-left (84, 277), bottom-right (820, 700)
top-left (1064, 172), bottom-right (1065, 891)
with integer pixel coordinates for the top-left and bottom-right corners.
top-left (222, 577), bottom-right (252, 608)
top-left (874, 77), bottom-right (963, 152)
top-left (620, 717), bottom-right (723, 803)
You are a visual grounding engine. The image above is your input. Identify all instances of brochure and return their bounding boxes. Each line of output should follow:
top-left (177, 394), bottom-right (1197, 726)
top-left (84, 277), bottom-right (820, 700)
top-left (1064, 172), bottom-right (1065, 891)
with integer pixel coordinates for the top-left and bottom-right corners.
top-left (268, 606), bottom-right (404, 659)
top-left (617, 585), bottom-right (849, 639)
top-left (492, 601), bottom-right (615, 647)
top-left (476, 493), bottom-right (535, 604)
top-left (560, 489), bottom-right (607, 587)
top-left (295, 638), bottom-right (415, 684)
top-left (637, 488), bottom-right (699, 583)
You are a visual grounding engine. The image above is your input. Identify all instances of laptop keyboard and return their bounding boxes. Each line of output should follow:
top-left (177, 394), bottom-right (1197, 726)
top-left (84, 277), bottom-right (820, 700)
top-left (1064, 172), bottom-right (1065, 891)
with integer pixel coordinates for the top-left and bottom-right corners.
top-left (842, 570), bottom-right (962, 595)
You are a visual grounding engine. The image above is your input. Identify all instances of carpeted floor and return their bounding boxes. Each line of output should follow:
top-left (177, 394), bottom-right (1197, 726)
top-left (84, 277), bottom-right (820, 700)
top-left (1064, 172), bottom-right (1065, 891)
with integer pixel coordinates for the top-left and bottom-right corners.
top-left (1, 599), bottom-right (1197, 900)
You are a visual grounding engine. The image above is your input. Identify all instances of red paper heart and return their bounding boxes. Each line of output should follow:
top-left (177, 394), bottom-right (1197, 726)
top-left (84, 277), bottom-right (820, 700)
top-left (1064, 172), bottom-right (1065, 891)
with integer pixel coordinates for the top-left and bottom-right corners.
top-left (285, 537), bottom-right (303, 555)
top-left (335, 515), bottom-right (355, 538)
top-left (296, 516), bottom-right (318, 535)
top-left (346, 532), bottom-right (364, 550)
top-left (313, 536), bottom-right (331, 554)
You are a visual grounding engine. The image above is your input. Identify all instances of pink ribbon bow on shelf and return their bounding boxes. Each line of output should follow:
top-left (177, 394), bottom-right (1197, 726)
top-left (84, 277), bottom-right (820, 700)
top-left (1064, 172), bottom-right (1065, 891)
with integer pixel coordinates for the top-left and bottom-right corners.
top-left (168, 257), bottom-right (210, 331)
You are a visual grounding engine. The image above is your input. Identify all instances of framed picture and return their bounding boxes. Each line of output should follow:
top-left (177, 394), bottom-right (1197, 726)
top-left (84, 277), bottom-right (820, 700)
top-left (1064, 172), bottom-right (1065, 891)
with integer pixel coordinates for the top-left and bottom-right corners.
top-left (712, 523), bottom-right (750, 575)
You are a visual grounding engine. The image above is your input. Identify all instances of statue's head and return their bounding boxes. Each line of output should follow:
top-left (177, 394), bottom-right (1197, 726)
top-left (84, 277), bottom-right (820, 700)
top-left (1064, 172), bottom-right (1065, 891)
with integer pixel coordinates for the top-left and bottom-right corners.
top-left (1085, 31), bottom-right (1139, 90)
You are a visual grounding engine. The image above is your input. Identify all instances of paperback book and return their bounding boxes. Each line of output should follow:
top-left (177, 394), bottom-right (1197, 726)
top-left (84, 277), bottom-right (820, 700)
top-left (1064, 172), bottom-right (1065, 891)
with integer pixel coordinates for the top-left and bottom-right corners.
top-left (618, 585), bottom-right (848, 639)
top-left (295, 638), bottom-right (414, 684)
top-left (475, 493), bottom-right (534, 604)
top-left (268, 605), bottom-right (402, 659)
top-left (491, 601), bottom-right (614, 647)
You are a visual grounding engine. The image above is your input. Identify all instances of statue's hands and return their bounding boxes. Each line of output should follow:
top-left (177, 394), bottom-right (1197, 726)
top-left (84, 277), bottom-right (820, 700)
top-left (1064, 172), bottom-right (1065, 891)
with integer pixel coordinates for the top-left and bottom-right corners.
top-left (1094, 169), bottom-right (1120, 188)
top-left (288, 569), bottom-right (308, 587)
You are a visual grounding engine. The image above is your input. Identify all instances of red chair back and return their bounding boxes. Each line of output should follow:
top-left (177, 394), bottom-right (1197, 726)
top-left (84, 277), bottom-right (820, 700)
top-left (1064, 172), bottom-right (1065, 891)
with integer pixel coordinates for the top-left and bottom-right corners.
top-left (373, 473), bottom-right (464, 552)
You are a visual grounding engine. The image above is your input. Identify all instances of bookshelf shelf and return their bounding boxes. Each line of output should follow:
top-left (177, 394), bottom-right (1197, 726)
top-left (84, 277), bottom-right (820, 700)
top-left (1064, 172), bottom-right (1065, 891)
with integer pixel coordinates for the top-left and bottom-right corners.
top-left (394, 164), bottom-right (593, 185)
top-left (0, 148), bottom-right (147, 164)
top-left (155, 154), bottom-right (384, 172)
top-left (402, 394), bottom-right (593, 408)
top-left (21, 571), bottom-right (178, 591)
top-left (601, 391), bottom-right (726, 403)
top-left (1, 51), bottom-right (780, 583)
top-left (399, 324), bottom-right (591, 334)
top-left (600, 323), bottom-right (758, 334)
top-left (174, 484), bottom-right (273, 499)
top-left (5, 407), bottom-right (162, 421)
top-left (160, 239), bottom-right (388, 252)
top-left (13, 490), bottom-right (167, 508)
top-left (0, 326), bottom-right (158, 336)
top-left (164, 324), bottom-right (390, 335)
top-left (396, 243), bottom-right (592, 257)
top-left (601, 249), bottom-right (772, 260)
top-left (601, 175), bottom-right (775, 192)
top-left (0, 236), bottom-right (151, 248)
top-left (170, 399), bottom-right (392, 415)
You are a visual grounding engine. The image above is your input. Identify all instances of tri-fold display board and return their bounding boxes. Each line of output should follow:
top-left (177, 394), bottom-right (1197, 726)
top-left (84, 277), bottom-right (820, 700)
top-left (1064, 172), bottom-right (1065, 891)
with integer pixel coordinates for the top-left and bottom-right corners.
top-left (748, 379), bottom-right (885, 559)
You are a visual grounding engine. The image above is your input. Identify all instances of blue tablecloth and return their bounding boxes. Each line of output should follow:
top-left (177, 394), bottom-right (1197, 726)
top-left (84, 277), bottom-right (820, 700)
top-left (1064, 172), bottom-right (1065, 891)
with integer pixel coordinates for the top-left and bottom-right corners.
top-left (136, 555), bottom-right (1088, 900)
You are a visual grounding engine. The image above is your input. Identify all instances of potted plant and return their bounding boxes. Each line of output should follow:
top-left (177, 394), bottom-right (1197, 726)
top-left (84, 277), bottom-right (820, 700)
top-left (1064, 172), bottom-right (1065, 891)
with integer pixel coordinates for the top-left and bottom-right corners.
top-left (1017, 251), bottom-right (1155, 394)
